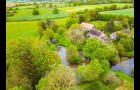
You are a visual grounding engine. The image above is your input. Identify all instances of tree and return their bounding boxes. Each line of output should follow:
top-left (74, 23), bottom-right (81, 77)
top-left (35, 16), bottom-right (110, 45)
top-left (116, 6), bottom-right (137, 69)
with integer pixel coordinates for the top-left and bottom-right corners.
top-left (66, 18), bottom-right (79, 28)
top-left (30, 41), bottom-right (61, 74)
top-left (6, 38), bottom-right (32, 70)
top-left (110, 4), bottom-right (117, 10)
top-left (70, 56), bottom-right (83, 64)
top-left (117, 32), bottom-right (128, 39)
top-left (116, 43), bottom-right (125, 56)
top-left (42, 2), bottom-right (46, 7)
top-left (91, 48), bottom-right (110, 60)
top-left (37, 20), bottom-right (46, 30)
top-left (68, 12), bottom-right (78, 18)
top-left (121, 18), bottom-right (129, 29)
top-left (49, 3), bottom-right (53, 8)
top-left (43, 29), bottom-right (54, 39)
top-left (49, 21), bottom-right (58, 32)
top-left (82, 38), bottom-right (100, 59)
top-left (101, 70), bottom-right (122, 86)
top-left (7, 59), bottom-right (39, 89)
top-left (52, 7), bottom-right (59, 14)
top-left (67, 24), bottom-right (85, 50)
top-left (119, 38), bottom-right (134, 51)
top-left (37, 26), bottom-right (44, 40)
top-left (100, 60), bottom-right (110, 71)
top-left (53, 33), bottom-right (60, 42)
top-left (36, 64), bottom-right (77, 90)
top-left (56, 27), bottom-right (66, 35)
top-left (35, 4), bottom-right (39, 9)
top-left (106, 19), bottom-right (114, 32)
top-left (83, 11), bottom-right (91, 22)
top-left (77, 59), bottom-right (104, 82)
top-left (32, 9), bottom-right (39, 15)
top-left (66, 45), bottom-right (79, 62)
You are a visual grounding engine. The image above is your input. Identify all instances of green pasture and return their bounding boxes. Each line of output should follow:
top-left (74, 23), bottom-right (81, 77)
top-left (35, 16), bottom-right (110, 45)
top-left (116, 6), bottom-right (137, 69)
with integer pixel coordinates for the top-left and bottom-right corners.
top-left (7, 7), bottom-right (68, 21)
top-left (7, 3), bottom-right (132, 21)
top-left (100, 8), bottom-right (134, 16)
top-left (6, 18), bottom-right (67, 42)
top-left (59, 3), bottom-right (132, 12)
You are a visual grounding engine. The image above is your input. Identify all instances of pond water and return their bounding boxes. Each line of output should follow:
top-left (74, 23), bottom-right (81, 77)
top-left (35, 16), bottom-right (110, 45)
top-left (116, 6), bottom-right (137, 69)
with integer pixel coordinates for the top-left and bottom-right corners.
top-left (111, 58), bottom-right (134, 76)
top-left (56, 46), bottom-right (69, 66)
top-left (56, 46), bottom-right (90, 68)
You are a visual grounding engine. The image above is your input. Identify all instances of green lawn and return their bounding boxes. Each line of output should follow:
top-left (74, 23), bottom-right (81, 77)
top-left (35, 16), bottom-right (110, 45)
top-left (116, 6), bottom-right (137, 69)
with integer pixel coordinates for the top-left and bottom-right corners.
top-left (100, 8), bottom-right (134, 16)
top-left (6, 18), bottom-right (67, 42)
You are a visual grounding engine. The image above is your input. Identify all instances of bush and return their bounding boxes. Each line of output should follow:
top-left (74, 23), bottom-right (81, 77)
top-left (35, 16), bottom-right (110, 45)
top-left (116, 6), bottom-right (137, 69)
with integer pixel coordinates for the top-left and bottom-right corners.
top-left (123, 5), bottom-right (129, 9)
top-left (66, 18), bottom-right (79, 28)
top-left (52, 7), bottom-right (59, 14)
top-left (100, 60), bottom-right (110, 71)
top-left (36, 64), bottom-right (77, 90)
top-left (131, 66), bottom-right (134, 77)
top-left (49, 3), bottom-right (53, 8)
top-left (77, 59), bottom-right (103, 82)
top-left (114, 23), bottom-right (124, 31)
top-left (56, 27), bottom-right (66, 35)
top-left (116, 43), bottom-right (125, 56)
top-left (32, 9), bottom-right (39, 15)
top-left (70, 56), bottom-right (83, 64)
top-left (110, 4), bottom-right (117, 10)
top-left (119, 38), bottom-right (134, 51)
top-left (98, 14), bottom-right (116, 21)
top-left (101, 70), bottom-right (123, 86)
top-left (111, 55), bottom-right (120, 64)
top-left (35, 4), bottom-right (39, 9)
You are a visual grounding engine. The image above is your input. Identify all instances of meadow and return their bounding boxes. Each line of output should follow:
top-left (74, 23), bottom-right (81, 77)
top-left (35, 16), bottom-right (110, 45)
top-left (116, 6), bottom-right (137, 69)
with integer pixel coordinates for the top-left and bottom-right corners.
top-left (6, 18), bottom-right (67, 41)
top-left (100, 8), bottom-right (134, 16)
top-left (7, 3), bottom-right (133, 21)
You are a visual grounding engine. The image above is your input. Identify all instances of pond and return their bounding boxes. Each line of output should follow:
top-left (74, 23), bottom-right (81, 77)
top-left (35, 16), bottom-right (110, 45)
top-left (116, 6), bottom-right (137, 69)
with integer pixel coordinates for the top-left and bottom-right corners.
top-left (111, 58), bottom-right (134, 76)
top-left (56, 46), bottom-right (90, 68)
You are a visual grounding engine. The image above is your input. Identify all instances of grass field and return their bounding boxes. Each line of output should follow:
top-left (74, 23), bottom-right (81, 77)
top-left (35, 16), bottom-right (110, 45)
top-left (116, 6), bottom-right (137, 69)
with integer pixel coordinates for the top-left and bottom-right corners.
top-left (100, 8), bottom-right (134, 16)
top-left (6, 18), bottom-right (67, 42)
top-left (7, 3), bottom-right (132, 21)
top-left (59, 3), bottom-right (132, 12)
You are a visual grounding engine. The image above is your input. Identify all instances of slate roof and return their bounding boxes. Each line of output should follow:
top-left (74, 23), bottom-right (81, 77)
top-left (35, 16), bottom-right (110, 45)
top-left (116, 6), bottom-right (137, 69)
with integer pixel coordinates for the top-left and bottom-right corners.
top-left (81, 22), bottom-right (95, 30)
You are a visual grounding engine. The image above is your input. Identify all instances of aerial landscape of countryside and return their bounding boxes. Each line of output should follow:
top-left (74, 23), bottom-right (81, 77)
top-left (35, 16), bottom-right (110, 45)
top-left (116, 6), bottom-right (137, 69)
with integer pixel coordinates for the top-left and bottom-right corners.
top-left (6, 0), bottom-right (134, 90)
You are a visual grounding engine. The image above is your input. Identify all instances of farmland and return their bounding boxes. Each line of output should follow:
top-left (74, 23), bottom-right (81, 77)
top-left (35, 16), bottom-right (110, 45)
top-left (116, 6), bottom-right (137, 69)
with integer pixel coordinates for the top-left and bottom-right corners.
top-left (100, 8), bottom-right (134, 16)
top-left (6, 1), bottom-right (134, 90)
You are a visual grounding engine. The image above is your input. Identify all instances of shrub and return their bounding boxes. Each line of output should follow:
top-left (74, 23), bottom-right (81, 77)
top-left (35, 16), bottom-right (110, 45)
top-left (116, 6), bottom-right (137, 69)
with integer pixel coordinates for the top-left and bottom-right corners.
top-left (100, 60), bottom-right (110, 71)
top-left (111, 55), bottom-right (120, 64)
top-left (15, 8), bottom-right (19, 10)
top-left (32, 9), bottom-right (39, 15)
top-left (49, 3), bottom-right (53, 8)
top-left (66, 18), bottom-right (79, 28)
top-left (52, 7), bottom-right (59, 14)
top-left (36, 64), bottom-right (77, 90)
top-left (110, 4), bottom-right (117, 10)
top-left (114, 23), bottom-right (124, 31)
top-left (101, 71), bottom-right (123, 87)
top-left (98, 14), bottom-right (116, 21)
top-left (35, 4), bottom-right (39, 9)
top-left (117, 32), bottom-right (128, 39)
top-left (77, 59), bottom-right (103, 82)
top-left (70, 56), bottom-right (83, 64)
top-left (116, 43), bottom-right (125, 56)
top-left (123, 5), bottom-right (129, 9)
top-left (131, 66), bottom-right (134, 77)
top-left (56, 27), bottom-right (66, 35)
top-left (119, 38), bottom-right (134, 51)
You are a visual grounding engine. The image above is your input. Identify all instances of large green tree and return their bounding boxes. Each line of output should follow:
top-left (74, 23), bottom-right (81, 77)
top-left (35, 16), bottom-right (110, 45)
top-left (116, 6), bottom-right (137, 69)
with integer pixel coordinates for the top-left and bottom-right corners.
top-left (77, 59), bottom-right (104, 82)
top-left (82, 38), bottom-right (101, 59)
top-left (36, 64), bottom-right (77, 90)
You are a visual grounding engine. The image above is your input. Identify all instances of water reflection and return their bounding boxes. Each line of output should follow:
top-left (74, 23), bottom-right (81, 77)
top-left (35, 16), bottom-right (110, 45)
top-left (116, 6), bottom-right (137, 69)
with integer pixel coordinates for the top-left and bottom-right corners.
top-left (111, 58), bottom-right (134, 76)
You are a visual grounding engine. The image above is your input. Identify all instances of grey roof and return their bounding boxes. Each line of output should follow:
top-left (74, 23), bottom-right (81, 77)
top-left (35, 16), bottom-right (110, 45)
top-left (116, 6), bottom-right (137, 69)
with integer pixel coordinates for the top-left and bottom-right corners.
top-left (121, 29), bottom-right (131, 35)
